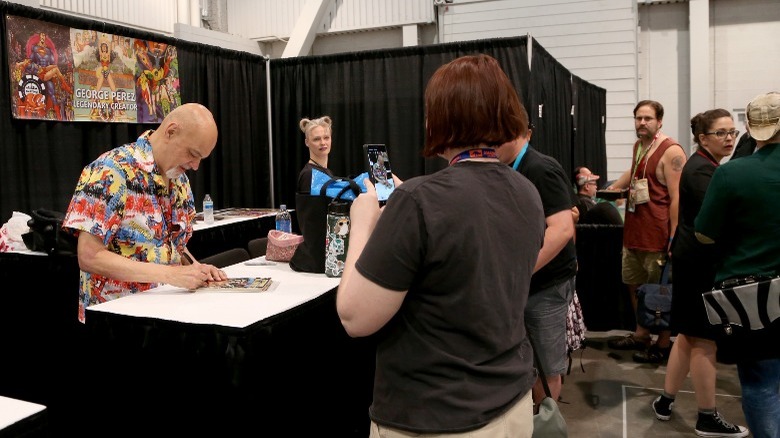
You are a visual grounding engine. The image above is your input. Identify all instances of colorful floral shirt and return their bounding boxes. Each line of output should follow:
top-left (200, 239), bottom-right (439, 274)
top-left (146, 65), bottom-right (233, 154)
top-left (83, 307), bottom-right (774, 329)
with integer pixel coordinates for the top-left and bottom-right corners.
top-left (63, 131), bottom-right (195, 323)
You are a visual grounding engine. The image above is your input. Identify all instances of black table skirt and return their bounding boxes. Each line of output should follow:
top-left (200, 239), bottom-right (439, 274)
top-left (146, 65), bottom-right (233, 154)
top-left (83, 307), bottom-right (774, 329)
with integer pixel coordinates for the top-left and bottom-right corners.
top-left (84, 291), bottom-right (376, 437)
top-left (0, 252), bottom-right (82, 435)
top-left (0, 408), bottom-right (48, 438)
top-left (575, 224), bottom-right (635, 331)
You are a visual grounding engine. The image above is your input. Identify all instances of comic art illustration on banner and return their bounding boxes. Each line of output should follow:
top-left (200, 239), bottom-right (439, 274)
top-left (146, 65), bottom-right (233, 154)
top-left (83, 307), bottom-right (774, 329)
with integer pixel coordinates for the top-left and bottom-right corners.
top-left (7, 15), bottom-right (75, 121)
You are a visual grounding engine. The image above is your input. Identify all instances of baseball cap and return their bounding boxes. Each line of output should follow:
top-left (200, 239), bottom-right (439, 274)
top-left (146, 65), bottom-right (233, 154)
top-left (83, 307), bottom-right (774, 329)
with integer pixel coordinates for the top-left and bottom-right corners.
top-left (576, 172), bottom-right (600, 187)
top-left (746, 92), bottom-right (780, 142)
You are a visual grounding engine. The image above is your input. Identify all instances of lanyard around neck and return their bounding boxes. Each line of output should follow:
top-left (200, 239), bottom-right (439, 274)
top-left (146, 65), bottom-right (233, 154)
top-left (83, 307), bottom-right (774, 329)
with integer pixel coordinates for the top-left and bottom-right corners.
top-left (449, 148), bottom-right (498, 166)
top-left (633, 133), bottom-right (660, 179)
top-left (512, 142), bottom-right (530, 170)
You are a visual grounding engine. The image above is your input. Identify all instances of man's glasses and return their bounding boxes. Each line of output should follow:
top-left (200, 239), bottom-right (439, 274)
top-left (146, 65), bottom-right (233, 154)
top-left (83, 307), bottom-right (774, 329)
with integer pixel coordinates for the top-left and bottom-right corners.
top-left (705, 129), bottom-right (739, 139)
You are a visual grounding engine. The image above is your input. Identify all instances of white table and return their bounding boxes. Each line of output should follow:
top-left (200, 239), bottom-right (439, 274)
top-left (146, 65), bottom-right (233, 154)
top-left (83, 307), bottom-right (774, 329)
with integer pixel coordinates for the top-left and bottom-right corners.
top-left (0, 396), bottom-right (46, 435)
top-left (82, 258), bottom-right (372, 437)
top-left (191, 208), bottom-right (279, 232)
top-left (88, 256), bottom-right (340, 328)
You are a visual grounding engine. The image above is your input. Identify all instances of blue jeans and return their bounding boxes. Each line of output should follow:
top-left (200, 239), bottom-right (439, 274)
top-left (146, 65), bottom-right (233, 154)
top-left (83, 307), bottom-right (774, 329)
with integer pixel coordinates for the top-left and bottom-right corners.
top-left (738, 358), bottom-right (780, 438)
top-left (525, 276), bottom-right (575, 376)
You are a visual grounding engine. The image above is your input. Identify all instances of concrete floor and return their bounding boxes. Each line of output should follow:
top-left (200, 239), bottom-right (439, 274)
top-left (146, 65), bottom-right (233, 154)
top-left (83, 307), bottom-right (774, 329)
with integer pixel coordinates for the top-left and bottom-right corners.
top-left (559, 330), bottom-right (748, 438)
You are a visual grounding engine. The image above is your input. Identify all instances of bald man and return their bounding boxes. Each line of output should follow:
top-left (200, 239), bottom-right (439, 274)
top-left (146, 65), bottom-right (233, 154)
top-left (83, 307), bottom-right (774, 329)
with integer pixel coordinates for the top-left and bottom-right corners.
top-left (63, 103), bottom-right (227, 323)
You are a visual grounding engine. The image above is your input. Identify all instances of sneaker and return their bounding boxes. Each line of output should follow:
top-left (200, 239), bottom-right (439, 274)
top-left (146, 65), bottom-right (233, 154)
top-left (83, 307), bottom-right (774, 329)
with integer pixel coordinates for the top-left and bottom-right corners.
top-left (633, 343), bottom-right (672, 364)
top-left (652, 395), bottom-right (674, 421)
top-left (694, 411), bottom-right (749, 437)
top-left (607, 334), bottom-right (650, 350)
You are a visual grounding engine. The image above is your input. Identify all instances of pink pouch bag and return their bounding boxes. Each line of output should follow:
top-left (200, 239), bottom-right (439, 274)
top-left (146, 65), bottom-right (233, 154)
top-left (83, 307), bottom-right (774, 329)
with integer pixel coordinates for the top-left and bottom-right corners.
top-left (266, 230), bottom-right (304, 262)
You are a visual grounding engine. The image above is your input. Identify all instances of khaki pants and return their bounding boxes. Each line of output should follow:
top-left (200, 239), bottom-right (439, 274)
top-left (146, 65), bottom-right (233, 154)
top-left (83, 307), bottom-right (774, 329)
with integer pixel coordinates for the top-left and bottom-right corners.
top-left (369, 390), bottom-right (533, 438)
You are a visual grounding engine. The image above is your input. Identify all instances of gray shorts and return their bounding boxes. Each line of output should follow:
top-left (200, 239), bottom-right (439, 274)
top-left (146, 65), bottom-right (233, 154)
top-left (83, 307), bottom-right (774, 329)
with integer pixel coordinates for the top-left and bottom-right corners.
top-left (525, 276), bottom-right (575, 376)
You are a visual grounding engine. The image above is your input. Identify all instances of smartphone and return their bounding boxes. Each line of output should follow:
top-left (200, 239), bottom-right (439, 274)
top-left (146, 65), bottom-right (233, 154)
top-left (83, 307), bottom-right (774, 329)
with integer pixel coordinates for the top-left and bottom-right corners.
top-left (363, 144), bottom-right (396, 206)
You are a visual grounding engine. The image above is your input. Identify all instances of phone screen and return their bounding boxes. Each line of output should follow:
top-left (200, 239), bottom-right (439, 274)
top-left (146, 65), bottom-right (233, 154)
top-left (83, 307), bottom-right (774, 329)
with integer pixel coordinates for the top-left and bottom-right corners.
top-left (364, 144), bottom-right (396, 205)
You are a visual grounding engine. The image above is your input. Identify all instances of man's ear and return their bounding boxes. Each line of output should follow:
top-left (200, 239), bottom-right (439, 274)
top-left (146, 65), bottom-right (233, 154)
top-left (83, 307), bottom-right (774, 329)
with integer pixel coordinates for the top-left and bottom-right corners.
top-left (165, 121), bottom-right (179, 139)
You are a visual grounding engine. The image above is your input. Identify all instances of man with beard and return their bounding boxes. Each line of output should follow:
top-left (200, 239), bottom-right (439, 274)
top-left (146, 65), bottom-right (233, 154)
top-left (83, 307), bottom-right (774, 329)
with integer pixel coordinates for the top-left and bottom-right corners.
top-left (606, 100), bottom-right (687, 363)
top-left (62, 103), bottom-right (227, 323)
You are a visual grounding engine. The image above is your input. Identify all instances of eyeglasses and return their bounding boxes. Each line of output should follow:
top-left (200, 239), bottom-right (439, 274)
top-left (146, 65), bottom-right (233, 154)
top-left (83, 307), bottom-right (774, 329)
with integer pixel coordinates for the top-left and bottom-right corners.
top-left (705, 129), bottom-right (739, 139)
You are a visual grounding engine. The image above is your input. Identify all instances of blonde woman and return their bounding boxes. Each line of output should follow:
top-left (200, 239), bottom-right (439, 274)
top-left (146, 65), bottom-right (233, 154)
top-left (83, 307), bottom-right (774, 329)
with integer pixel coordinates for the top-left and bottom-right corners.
top-left (297, 116), bottom-right (335, 192)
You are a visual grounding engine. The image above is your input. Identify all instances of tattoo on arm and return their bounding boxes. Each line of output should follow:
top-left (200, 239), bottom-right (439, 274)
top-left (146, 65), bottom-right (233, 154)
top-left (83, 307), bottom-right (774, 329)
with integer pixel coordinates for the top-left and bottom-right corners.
top-left (671, 155), bottom-right (684, 172)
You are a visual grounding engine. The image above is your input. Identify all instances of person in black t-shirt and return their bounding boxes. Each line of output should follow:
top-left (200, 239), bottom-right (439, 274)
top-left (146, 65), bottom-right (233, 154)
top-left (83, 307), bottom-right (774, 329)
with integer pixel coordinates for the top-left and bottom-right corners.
top-left (497, 123), bottom-right (577, 407)
top-left (336, 54), bottom-right (544, 436)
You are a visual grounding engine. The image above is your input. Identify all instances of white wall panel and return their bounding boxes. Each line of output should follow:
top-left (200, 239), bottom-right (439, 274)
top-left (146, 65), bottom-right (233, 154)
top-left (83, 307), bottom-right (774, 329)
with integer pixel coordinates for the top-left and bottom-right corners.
top-left (439, 0), bottom-right (637, 180)
top-left (712, 0), bottom-right (780, 119)
top-left (226, 0), bottom-right (434, 40)
top-left (639, 2), bottom-right (690, 153)
top-left (41, 0), bottom-right (178, 34)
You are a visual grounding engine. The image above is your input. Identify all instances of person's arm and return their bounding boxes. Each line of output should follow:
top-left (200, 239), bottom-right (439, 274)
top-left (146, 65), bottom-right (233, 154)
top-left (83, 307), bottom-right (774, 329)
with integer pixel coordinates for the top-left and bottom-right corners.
top-left (534, 208), bottom-right (575, 273)
top-left (695, 168), bottom-right (728, 246)
top-left (608, 169), bottom-right (632, 190)
top-left (336, 180), bottom-right (406, 338)
top-left (76, 232), bottom-right (225, 289)
top-left (662, 145), bottom-right (686, 243)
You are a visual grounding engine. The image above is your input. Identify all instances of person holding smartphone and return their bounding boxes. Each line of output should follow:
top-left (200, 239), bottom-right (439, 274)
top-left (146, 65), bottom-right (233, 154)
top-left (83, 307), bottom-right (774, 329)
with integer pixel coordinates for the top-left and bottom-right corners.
top-left (337, 54), bottom-right (545, 437)
top-left (363, 144), bottom-right (396, 206)
top-left (297, 115), bottom-right (335, 193)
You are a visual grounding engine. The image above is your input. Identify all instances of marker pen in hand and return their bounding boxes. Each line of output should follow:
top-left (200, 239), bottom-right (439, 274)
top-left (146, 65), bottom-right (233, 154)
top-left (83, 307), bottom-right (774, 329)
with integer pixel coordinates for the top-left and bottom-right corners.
top-left (181, 251), bottom-right (195, 265)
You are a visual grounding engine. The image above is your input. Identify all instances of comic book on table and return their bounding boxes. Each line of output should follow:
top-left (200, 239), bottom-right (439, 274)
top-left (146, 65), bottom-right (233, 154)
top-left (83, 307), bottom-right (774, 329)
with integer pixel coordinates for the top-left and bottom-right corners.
top-left (199, 277), bottom-right (273, 292)
top-left (195, 208), bottom-right (278, 222)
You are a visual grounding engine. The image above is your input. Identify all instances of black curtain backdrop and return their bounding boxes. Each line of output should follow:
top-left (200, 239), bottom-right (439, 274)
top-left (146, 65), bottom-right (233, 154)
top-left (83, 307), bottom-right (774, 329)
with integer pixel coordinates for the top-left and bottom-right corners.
top-left (177, 47), bottom-right (270, 209)
top-left (1, 2), bottom-right (606, 224)
top-left (528, 39), bottom-right (574, 178)
top-left (0, 2), bottom-right (269, 221)
top-left (572, 74), bottom-right (608, 180)
top-left (270, 37), bottom-right (531, 209)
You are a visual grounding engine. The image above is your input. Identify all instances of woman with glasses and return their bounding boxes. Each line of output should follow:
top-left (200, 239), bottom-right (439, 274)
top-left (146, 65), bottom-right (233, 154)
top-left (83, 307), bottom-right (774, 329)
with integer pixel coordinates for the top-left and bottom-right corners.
top-left (652, 109), bottom-right (748, 437)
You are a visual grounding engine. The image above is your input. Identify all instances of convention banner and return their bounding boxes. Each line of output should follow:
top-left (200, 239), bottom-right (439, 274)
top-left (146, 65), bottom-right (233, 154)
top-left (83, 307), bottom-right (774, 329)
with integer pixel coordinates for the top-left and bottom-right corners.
top-left (6, 14), bottom-right (180, 123)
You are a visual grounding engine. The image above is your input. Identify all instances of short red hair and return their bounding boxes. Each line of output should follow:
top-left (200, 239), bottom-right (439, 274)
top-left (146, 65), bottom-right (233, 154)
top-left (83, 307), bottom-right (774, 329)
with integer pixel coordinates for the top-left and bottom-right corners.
top-left (423, 54), bottom-right (527, 157)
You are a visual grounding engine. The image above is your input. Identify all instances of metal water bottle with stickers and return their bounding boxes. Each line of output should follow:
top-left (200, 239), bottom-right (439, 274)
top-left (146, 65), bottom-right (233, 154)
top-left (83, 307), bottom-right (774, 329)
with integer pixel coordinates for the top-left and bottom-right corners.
top-left (325, 201), bottom-right (350, 277)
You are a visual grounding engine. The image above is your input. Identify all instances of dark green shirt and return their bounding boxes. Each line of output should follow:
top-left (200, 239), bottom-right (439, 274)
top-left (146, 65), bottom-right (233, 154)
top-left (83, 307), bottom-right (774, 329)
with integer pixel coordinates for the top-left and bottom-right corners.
top-left (695, 143), bottom-right (780, 283)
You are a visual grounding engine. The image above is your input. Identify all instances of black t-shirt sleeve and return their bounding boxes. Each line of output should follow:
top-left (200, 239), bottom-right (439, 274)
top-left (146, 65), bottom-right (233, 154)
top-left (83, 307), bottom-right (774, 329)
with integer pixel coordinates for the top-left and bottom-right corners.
top-left (522, 154), bottom-right (573, 218)
top-left (297, 165), bottom-right (313, 193)
top-left (356, 189), bottom-right (423, 291)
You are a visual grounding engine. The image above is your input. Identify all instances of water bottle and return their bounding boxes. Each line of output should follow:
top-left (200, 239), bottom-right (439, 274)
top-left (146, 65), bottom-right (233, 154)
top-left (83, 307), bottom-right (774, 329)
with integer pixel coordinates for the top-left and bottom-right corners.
top-left (203, 194), bottom-right (214, 224)
top-left (275, 204), bottom-right (292, 233)
top-left (325, 200), bottom-right (350, 277)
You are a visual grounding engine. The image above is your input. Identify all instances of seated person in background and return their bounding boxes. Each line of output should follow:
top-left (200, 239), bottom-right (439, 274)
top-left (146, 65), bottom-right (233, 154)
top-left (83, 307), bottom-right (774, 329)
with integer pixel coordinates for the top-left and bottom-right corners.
top-left (573, 167), bottom-right (622, 225)
top-left (62, 103), bottom-right (227, 323)
top-left (579, 200), bottom-right (624, 225)
top-left (573, 166), bottom-right (599, 217)
top-left (297, 116), bottom-right (334, 193)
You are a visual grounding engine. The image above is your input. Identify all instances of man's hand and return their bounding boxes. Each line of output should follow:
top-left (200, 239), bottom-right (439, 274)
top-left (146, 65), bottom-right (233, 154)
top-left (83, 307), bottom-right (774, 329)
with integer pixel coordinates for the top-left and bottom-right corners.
top-left (167, 263), bottom-right (228, 291)
top-left (76, 232), bottom-right (229, 291)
